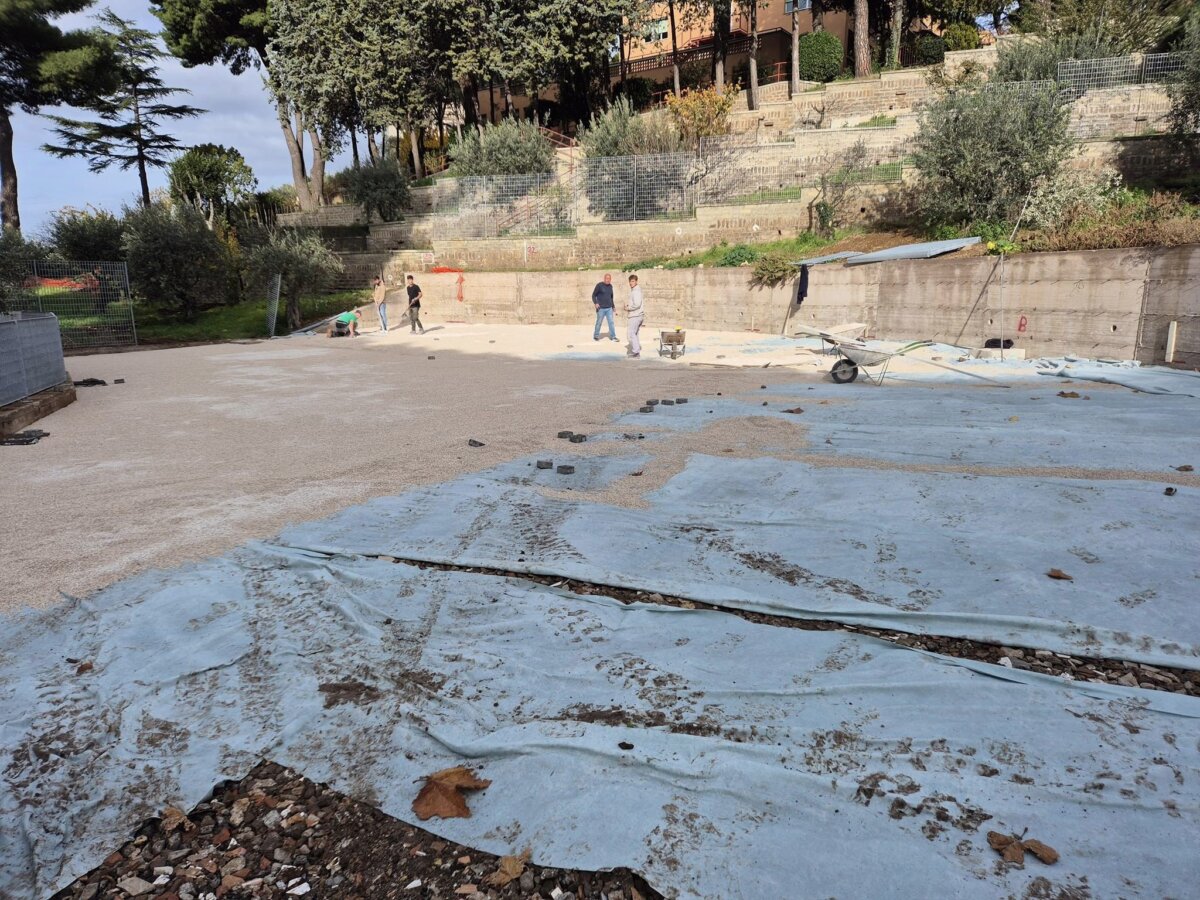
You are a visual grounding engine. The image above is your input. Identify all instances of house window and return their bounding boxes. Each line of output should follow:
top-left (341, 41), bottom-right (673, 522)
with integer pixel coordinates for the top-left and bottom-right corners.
top-left (785, 0), bottom-right (812, 12)
top-left (643, 18), bottom-right (669, 43)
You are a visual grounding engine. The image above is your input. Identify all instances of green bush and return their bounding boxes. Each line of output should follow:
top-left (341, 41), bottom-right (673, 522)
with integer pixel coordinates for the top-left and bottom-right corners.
top-left (750, 251), bottom-right (798, 287)
top-left (717, 244), bottom-right (761, 266)
top-left (122, 203), bottom-right (231, 321)
top-left (912, 86), bottom-right (1073, 228)
top-left (0, 230), bottom-right (51, 310)
top-left (913, 34), bottom-right (947, 66)
top-left (449, 119), bottom-right (555, 176)
top-left (578, 98), bottom-right (684, 158)
top-left (942, 24), bottom-right (981, 52)
top-left (992, 30), bottom-right (1121, 83)
top-left (244, 229), bottom-right (344, 332)
top-left (1168, 5), bottom-right (1200, 139)
top-left (46, 206), bottom-right (125, 260)
top-left (340, 159), bottom-right (411, 222)
top-left (797, 32), bottom-right (843, 82)
top-left (615, 77), bottom-right (655, 110)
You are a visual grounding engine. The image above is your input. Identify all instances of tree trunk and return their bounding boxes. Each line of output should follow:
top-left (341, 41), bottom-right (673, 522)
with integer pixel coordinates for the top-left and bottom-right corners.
top-left (463, 77), bottom-right (481, 128)
top-left (488, 76), bottom-right (497, 124)
top-left (853, 0), bottom-right (871, 78)
top-left (286, 289), bottom-right (301, 332)
top-left (277, 102), bottom-right (315, 211)
top-left (748, 0), bottom-right (759, 110)
top-left (992, 8), bottom-right (1003, 32)
top-left (889, 0), bottom-right (904, 69)
top-left (713, 0), bottom-right (730, 92)
top-left (618, 30), bottom-right (628, 97)
top-left (669, 0), bottom-right (681, 95)
top-left (350, 128), bottom-right (360, 168)
top-left (307, 125), bottom-right (327, 206)
top-left (791, 8), bottom-right (801, 94)
top-left (813, 3), bottom-right (824, 32)
top-left (504, 81), bottom-right (514, 117)
top-left (410, 128), bottom-right (424, 180)
top-left (366, 129), bottom-right (380, 164)
top-left (131, 88), bottom-right (151, 206)
top-left (0, 109), bottom-right (19, 233)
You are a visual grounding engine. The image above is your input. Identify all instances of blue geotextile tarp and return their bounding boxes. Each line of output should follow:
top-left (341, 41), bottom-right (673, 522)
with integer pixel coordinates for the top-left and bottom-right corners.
top-left (1036, 358), bottom-right (1200, 397)
top-left (1, 548), bottom-right (1197, 899)
top-left (284, 453), bottom-right (1200, 670)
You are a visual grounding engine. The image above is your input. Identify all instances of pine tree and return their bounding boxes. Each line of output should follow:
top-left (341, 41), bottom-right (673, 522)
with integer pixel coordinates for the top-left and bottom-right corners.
top-left (42, 10), bottom-right (203, 206)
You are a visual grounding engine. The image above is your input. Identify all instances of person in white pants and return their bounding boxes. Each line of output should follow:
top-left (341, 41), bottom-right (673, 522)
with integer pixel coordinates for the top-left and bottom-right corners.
top-left (625, 273), bottom-right (644, 358)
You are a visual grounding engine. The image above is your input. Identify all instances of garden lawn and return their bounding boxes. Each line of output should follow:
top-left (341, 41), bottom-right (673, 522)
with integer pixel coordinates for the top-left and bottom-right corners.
top-left (134, 291), bottom-right (364, 343)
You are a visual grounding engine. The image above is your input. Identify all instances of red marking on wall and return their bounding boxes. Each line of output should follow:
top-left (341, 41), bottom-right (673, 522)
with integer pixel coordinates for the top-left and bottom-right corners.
top-left (1017, 315), bottom-right (1028, 333)
top-left (456, 273), bottom-right (465, 303)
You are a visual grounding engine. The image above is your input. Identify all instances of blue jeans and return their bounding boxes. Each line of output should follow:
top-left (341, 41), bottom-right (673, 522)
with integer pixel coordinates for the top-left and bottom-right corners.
top-left (594, 306), bottom-right (615, 339)
top-left (378, 304), bottom-right (388, 331)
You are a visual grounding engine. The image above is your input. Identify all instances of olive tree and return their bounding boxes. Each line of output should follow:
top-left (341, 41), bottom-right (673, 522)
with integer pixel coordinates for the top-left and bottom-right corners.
top-left (244, 229), bottom-right (343, 331)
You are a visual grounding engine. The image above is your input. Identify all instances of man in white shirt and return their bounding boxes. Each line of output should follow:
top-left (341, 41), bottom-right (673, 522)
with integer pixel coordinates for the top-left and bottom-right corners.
top-left (625, 273), bottom-right (645, 358)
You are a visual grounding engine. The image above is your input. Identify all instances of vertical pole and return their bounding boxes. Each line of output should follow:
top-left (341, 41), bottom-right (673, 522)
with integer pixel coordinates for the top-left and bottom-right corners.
top-left (633, 155), bottom-right (638, 220)
top-left (1165, 320), bottom-right (1178, 364)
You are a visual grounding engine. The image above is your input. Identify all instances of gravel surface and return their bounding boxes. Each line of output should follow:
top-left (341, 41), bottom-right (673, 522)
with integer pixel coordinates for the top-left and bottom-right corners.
top-left (1, 337), bottom-right (790, 613)
top-left (51, 761), bottom-right (661, 900)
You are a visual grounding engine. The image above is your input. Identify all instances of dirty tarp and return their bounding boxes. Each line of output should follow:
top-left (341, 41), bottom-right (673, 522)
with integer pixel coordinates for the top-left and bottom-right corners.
top-left (284, 453), bottom-right (1200, 670)
top-left (1, 546), bottom-right (1197, 900)
top-left (1036, 359), bottom-right (1200, 398)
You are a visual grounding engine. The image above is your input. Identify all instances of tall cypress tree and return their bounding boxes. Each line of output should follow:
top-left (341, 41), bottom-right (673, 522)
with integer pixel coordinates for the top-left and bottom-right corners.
top-left (42, 10), bottom-right (203, 206)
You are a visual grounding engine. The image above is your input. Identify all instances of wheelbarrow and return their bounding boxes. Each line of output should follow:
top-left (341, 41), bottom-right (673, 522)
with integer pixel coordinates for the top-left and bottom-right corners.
top-left (829, 339), bottom-right (932, 385)
top-left (659, 329), bottom-right (686, 359)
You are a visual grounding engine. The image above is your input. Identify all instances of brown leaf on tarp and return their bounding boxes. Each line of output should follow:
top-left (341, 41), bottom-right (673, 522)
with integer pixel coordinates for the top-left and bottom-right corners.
top-left (1022, 839), bottom-right (1059, 864)
top-left (483, 849), bottom-right (531, 887)
top-left (160, 806), bottom-right (194, 833)
top-left (1046, 568), bottom-right (1073, 581)
top-left (1175, 464), bottom-right (1194, 472)
top-left (412, 766), bottom-right (491, 820)
top-left (782, 407), bottom-right (805, 414)
top-left (630, 471), bottom-right (644, 477)
top-left (1057, 391), bottom-right (1081, 399)
top-left (75, 661), bottom-right (93, 675)
top-left (987, 831), bottom-right (1025, 865)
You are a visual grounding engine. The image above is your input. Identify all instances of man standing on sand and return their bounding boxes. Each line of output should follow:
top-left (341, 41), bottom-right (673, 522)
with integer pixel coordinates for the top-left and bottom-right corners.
top-left (625, 273), bottom-right (644, 358)
top-left (591, 273), bottom-right (618, 342)
top-left (405, 275), bottom-right (426, 334)
top-left (372, 276), bottom-right (389, 332)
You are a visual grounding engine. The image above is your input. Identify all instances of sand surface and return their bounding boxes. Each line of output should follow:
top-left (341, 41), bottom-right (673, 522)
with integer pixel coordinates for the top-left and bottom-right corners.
top-left (1, 329), bottom-right (809, 612)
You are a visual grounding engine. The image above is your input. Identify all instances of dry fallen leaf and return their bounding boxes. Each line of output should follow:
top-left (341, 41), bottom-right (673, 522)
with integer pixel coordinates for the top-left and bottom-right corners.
top-left (783, 407), bottom-right (805, 415)
top-left (1046, 568), bottom-right (1073, 581)
top-left (412, 766), bottom-right (491, 820)
top-left (1057, 391), bottom-right (1081, 399)
top-left (484, 849), bottom-right (531, 887)
top-left (75, 661), bottom-right (93, 675)
top-left (1175, 464), bottom-right (1194, 472)
top-left (160, 806), bottom-right (194, 833)
top-left (987, 831), bottom-right (1025, 865)
top-left (1022, 839), bottom-right (1059, 864)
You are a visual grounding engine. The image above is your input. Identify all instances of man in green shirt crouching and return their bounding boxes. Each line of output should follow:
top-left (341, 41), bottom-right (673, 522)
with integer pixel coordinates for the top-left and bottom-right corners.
top-left (327, 310), bottom-right (361, 338)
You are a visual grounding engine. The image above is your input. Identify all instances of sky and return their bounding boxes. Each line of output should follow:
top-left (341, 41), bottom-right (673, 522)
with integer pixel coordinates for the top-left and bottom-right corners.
top-left (11, 0), bottom-right (349, 236)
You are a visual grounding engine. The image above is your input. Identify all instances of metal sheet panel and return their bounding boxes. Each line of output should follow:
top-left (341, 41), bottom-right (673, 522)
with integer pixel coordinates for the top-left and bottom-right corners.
top-left (844, 237), bottom-right (982, 265)
top-left (791, 251), bottom-right (864, 266)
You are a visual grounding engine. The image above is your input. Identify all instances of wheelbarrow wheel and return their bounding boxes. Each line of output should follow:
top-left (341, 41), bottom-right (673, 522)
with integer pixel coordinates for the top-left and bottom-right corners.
top-left (831, 359), bottom-right (859, 384)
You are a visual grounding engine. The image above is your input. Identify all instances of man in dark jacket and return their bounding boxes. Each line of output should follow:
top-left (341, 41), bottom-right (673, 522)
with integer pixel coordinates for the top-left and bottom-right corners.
top-left (591, 273), bottom-right (618, 342)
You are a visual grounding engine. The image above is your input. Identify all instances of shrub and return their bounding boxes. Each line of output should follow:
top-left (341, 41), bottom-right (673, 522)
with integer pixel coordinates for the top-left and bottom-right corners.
top-left (718, 244), bottom-right (761, 266)
top-left (47, 206), bottom-right (125, 260)
top-left (913, 34), bottom-right (947, 66)
top-left (244, 229), bottom-right (344, 332)
top-left (992, 30), bottom-right (1122, 83)
top-left (912, 86), bottom-right (1073, 228)
top-left (1024, 166), bottom-right (1123, 230)
top-left (750, 251), bottom-right (797, 287)
top-left (942, 23), bottom-right (981, 52)
top-left (796, 32), bottom-right (843, 83)
top-left (614, 77), bottom-right (655, 110)
top-left (1020, 190), bottom-right (1200, 250)
top-left (122, 202), bottom-right (231, 321)
top-left (340, 159), bottom-right (411, 222)
top-left (0, 230), bottom-right (52, 310)
top-left (449, 119), bottom-right (555, 176)
top-left (666, 85), bottom-right (739, 148)
top-left (679, 58), bottom-right (710, 90)
top-left (579, 98), bottom-right (685, 158)
top-left (1168, 5), bottom-right (1200, 139)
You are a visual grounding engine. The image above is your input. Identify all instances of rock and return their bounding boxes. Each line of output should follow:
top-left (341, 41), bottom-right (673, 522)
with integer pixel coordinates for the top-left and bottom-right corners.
top-left (519, 871), bottom-right (536, 892)
top-left (569, 434), bottom-right (587, 443)
top-left (645, 399), bottom-right (659, 405)
top-left (661, 399), bottom-right (675, 405)
top-left (79, 883), bottom-right (100, 900)
top-left (274, 848), bottom-right (293, 864)
top-left (675, 398), bottom-right (688, 404)
top-left (536, 460), bottom-right (553, 469)
top-left (556, 465), bottom-right (575, 475)
top-left (467, 439), bottom-right (485, 447)
top-left (556, 431), bottom-right (574, 439)
top-left (427, 355), bottom-right (435, 360)
top-left (117, 876), bottom-right (156, 896)
top-left (639, 406), bottom-right (653, 413)
top-left (1118, 673), bottom-right (1139, 687)
top-left (286, 884), bottom-right (311, 896)
top-left (230, 798), bottom-right (252, 826)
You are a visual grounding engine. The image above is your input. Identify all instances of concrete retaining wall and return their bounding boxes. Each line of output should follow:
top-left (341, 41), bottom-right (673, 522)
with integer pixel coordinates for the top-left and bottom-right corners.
top-left (369, 245), bottom-right (1198, 364)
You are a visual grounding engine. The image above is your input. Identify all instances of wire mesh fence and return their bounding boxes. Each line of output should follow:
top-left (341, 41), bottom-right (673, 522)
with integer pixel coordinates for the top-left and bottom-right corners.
top-left (0, 312), bottom-right (69, 406)
top-left (1056, 52), bottom-right (1185, 99)
top-left (423, 144), bottom-right (910, 237)
top-left (264, 274), bottom-right (282, 338)
top-left (1, 260), bottom-right (136, 350)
